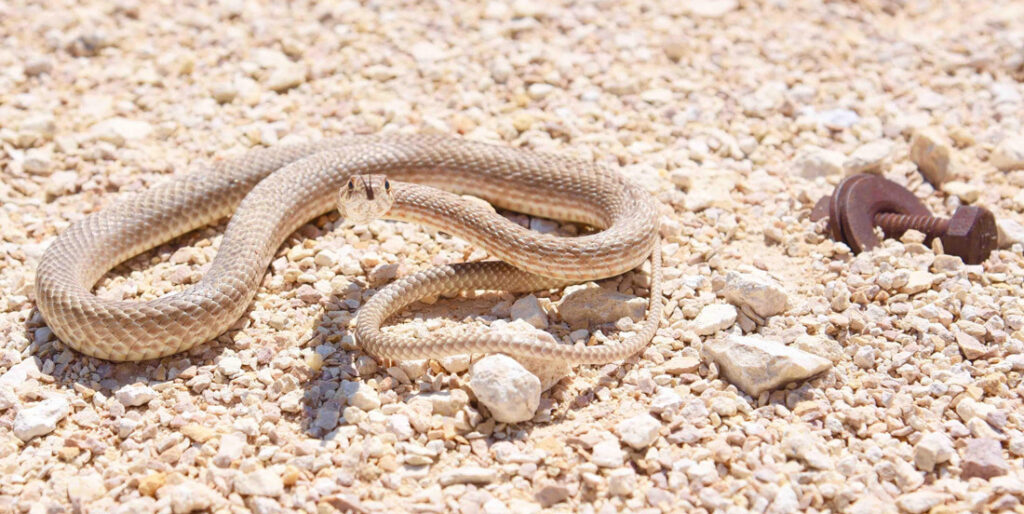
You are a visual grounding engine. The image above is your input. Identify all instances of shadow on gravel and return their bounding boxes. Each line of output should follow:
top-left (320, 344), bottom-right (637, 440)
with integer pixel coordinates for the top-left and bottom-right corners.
top-left (298, 269), bottom-right (647, 450)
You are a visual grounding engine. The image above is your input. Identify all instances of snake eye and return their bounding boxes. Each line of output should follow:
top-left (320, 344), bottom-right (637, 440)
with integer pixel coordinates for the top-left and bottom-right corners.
top-left (383, 179), bottom-right (391, 191)
top-left (347, 179), bottom-right (355, 191)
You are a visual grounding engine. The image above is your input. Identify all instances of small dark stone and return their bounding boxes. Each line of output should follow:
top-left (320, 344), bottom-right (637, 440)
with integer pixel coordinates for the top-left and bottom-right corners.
top-left (535, 483), bottom-right (570, 507)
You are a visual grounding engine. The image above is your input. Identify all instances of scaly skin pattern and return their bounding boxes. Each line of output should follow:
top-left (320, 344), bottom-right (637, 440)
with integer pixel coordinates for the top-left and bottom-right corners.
top-left (34, 134), bottom-right (660, 361)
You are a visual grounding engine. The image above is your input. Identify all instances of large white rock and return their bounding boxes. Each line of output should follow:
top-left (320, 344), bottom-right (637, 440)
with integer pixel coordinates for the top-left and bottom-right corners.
top-left (469, 355), bottom-right (541, 423)
top-left (704, 335), bottom-right (832, 397)
top-left (556, 282), bottom-right (647, 329)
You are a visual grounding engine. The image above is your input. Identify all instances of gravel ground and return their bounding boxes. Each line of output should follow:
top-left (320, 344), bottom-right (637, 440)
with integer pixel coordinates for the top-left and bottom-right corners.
top-left (2, 0), bottom-right (1024, 512)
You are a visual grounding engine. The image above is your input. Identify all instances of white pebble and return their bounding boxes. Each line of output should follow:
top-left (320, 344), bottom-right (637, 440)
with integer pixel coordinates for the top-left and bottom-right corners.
top-left (13, 396), bottom-right (69, 441)
top-left (339, 380), bottom-right (381, 411)
top-left (510, 294), bottom-right (548, 329)
top-left (692, 303), bottom-right (737, 335)
top-left (218, 355), bottom-right (243, 377)
top-left (616, 413), bottom-right (662, 449)
top-left (115, 383), bottom-right (157, 407)
top-left (591, 439), bottom-right (625, 468)
top-left (469, 355), bottom-right (541, 423)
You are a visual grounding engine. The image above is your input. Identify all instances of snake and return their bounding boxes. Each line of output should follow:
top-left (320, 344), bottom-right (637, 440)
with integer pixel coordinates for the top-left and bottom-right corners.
top-left (34, 134), bottom-right (662, 362)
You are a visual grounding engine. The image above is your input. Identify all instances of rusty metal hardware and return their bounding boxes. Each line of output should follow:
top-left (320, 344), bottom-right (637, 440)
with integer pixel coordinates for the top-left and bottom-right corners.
top-left (810, 174), bottom-right (997, 264)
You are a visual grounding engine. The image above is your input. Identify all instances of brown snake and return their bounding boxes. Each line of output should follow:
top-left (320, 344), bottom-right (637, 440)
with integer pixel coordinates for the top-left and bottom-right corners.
top-left (34, 134), bottom-right (661, 362)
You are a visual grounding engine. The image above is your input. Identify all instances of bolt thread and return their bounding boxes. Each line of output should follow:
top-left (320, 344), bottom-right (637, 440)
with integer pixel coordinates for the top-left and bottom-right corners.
top-left (873, 213), bottom-right (949, 237)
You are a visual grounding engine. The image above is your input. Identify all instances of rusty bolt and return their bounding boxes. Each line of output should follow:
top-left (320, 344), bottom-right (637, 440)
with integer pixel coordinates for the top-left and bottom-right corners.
top-left (810, 174), bottom-right (997, 264)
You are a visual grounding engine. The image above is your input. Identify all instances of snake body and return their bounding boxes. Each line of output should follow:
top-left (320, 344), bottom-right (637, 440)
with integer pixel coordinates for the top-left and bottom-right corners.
top-left (343, 176), bottom-right (663, 363)
top-left (35, 134), bottom-right (660, 362)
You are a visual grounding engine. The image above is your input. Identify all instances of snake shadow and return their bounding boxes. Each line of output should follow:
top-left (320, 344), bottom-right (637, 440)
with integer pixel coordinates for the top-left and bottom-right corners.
top-left (299, 265), bottom-right (648, 446)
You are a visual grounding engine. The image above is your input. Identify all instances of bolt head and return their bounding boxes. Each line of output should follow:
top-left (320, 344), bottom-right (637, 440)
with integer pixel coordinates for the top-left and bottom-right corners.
top-left (941, 206), bottom-right (997, 264)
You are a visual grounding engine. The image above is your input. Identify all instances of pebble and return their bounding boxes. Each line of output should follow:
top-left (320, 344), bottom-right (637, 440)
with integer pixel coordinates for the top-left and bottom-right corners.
top-left (439, 467), bottom-right (498, 486)
top-left (264, 66), bottom-right (305, 92)
top-left (910, 128), bottom-right (954, 185)
top-left (13, 396), bottom-right (69, 441)
top-left (853, 346), bottom-right (876, 369)
top-left (941, 180), bottom-right (981, 203)
top-left (46, 171), bottom-right (79, 198)
top-left (686, 0), bottom-right (738, 18)
top-left (556, 283), bottom-right (646, 329)
top-left (91, 117), bottom-right (153, 145)
top-left (956, 331), bottom-right (991, 360)
top-left (339, 380), bottom-right (381, 411)
top-left (896, 491), bottom-right (949, 514)
top-left (387, 414), bottom-right (414, 440)
top-left (692, 303), bottom-right (737, 335)
top-left (961, 438), bottom-right (1009, 479)
top-left (181, 423), bottom-right (217, 443)
top-left (235, 469), bottom-right (285, 497)
top-left (0, 357), bottom-right (39, 388)
top-left (990, 135), bottom-right (1024, 171)
top-left (913, 432), bottom-right (955, 472)
top-left (510, 294), bottom-right (548, 329)
top-left (660, 355), bottom-right (700, 375)
top-left (411, 41), bottom-right (445, 62)
top-left (844, 139), bottom-right (894, 175)
top-left (649, 388), bottom-right (684, 414)
top-left (24, 57), bottom-right (53, 76)
top-left (704, 335), bottom-right (832, 397)
top-left (956, 397), bottom-right (995, 423)
top-left (607, 468), bottom-right (636, 497)
top-left (115, 383), bottom-right (157, 407)
top-left (23, 149), bottom-right (53, 175)
top-left (899, 270), bottom-right (935, 295)
top-left (814, 108), bottom-right (861, 129)
top-left (997, 218), bottom-right (1024, 247)
top-left (716, 269), bottom-right (788, 320)
top-left (18, 115), bottom-right (56, 143)
top-left (211, 83), bottom-right (238, 103)
top-left (616, 414), bottom-right (662, 449)
top-left (217, 355), bottom-right (243, 376)
top-left (214, 432), bottom-right (246, 467)
top-left (591, 439), bottom-right (626, 468)
top-left (794, 145), bottom-right (845, 178)
top-left (469, 355), bottom-right (541, 423)
top-left (158, 481), bottom-right (221, 512)
top-left (440, 354), bottom-right (471, 374)
top-left (415, 390), bottom-right (469, 417)
top-left (67, 473), bottom-right (106, 504)
top-left (768, 485), bottom-right (799, 513)
top-left (527, 83), bottom-right (555, 100)
top-left (534, 483), bottom-right (570, 507)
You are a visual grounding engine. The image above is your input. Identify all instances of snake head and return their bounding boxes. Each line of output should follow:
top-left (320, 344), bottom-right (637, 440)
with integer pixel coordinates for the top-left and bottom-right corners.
top-left (338, 174), bottom-right (394, 225)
